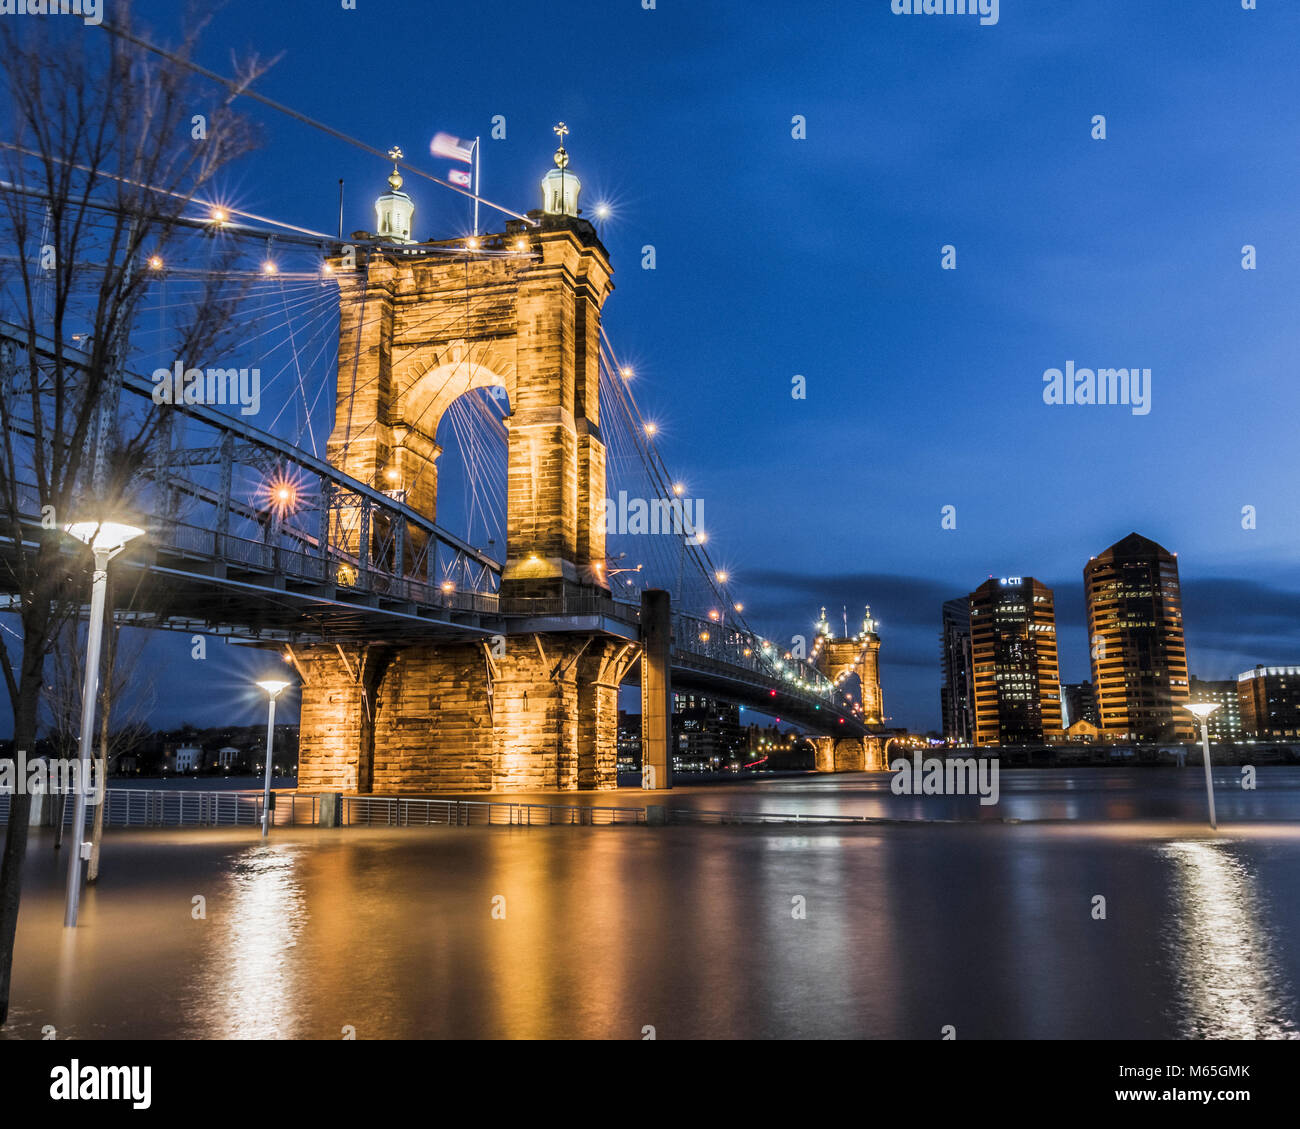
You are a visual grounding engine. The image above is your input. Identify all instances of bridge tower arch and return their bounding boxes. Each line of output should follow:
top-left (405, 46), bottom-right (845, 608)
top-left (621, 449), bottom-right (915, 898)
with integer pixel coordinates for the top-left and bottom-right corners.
top-left (298, 137), bottom-right (632, 794)
top-left (812, 606), bottom-right (884, 726)
top-left (326, 146), bottom-right (612, 600)
top-left (808, 606), bottom-right (887, 772)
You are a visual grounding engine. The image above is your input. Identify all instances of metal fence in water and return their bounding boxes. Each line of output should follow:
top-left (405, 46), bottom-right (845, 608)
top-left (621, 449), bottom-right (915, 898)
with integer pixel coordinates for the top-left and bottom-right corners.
top-left (0, 789), bottom-right (885, 830)
top-left (0, 789), bottom-right (317, 828)
top-left (342, 796), bottom-right (646, 827)
top-left (0, 789), bottom-right (645, 828)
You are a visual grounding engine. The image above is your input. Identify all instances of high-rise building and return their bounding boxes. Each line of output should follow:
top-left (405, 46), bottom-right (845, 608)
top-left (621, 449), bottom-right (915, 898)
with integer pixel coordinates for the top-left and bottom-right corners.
top-left (1061, 681), bottom-right (1098, 729)
top-left (940, 597), bottom-right (975, 744)
top-left (1085, 533), bottom-right (1192, 742)
top-left (672, 693), bottom-right (746, 772)
top-left (616, 710), bottom-right (642, 773)
top-left (1237, 666), bottom-right (1300, 740)
top-left (968, 577), bottom-right (1063, 746)
top-left (1188, 676), bottom-right (1243, 741)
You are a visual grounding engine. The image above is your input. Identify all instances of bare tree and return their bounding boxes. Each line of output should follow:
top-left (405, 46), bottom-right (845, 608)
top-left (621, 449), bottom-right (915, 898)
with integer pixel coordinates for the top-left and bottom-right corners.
top-left (0, 11), bottom-right (267, 1024)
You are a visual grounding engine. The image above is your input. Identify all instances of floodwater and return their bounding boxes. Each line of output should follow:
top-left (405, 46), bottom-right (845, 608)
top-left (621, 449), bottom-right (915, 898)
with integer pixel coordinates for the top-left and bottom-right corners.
top-left (3, 771), bottom-right (1300, 1040)
top-left (499, 765), bottom-right (1300, 823)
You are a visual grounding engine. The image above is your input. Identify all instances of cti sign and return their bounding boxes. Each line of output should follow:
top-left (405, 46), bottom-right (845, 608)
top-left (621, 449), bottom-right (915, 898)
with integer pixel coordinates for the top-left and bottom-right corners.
top-left (999, 577), bottom-right (1023, 586)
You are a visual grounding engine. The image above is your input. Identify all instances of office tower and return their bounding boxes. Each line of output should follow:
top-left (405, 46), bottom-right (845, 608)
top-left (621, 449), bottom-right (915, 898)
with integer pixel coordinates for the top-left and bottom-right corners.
top-left (1085, 533), bottom-right (1192, 742)
top-left (671, 692), bottom-right (746, 772)
top-left (1061, 681), bottom-right (1099, 729)
top-left (968, 576), bottom-right (1063, 746)
top-left (1188, 676), bottom-right (1243, 741)
top-left (940, 597), bottom-right (975, 744)
top-left (1237, 666), bottom-right (1300, 739)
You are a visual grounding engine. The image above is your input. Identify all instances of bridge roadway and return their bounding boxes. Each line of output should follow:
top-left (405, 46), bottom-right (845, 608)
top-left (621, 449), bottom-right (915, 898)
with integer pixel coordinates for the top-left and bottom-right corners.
top-left (0, 322), bottom-right (865, 736)
top-left (1, 520), bottom-right (865, 736)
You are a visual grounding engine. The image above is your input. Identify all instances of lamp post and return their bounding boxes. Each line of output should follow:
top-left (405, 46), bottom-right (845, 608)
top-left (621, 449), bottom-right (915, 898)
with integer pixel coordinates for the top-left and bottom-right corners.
top-left (256, 680), bottom-right (291, 837)
top-left (62, 520), bottom-right (144, 927)
top-left (1184, 702), bottom-right (1221, 830)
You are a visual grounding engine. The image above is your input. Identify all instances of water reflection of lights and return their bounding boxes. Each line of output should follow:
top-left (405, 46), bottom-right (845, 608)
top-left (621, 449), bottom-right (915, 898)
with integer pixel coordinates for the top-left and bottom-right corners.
top-left (1160, 840), bottom-right (1297, 1039)
top-left (187, 845), bottom-right (306, 1038)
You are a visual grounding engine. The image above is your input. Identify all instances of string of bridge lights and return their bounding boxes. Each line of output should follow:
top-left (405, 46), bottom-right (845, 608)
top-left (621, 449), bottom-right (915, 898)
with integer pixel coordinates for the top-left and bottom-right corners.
top-left (6, 40), bottom-right (873, 722)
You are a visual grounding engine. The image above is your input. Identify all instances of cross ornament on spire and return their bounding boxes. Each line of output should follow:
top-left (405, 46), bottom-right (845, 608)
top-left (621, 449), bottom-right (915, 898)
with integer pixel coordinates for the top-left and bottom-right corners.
top-left (386, 146), bottom-right (405, 191)
top-left (553, 123), bottom-right (570, 169)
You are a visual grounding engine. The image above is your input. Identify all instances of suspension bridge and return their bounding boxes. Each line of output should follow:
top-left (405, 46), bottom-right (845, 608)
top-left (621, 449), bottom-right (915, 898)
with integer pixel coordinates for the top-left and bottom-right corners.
top-left (0, 128), bottom-right (887, 793)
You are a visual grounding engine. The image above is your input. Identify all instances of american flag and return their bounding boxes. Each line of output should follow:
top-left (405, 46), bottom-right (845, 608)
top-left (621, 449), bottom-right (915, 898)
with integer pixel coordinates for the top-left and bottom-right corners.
top-left (431, 132), bottom-right (474, 164)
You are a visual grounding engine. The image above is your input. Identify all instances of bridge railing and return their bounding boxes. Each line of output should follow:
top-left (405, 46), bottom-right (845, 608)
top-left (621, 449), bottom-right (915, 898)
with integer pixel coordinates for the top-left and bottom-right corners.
top-left (498, 593), bottom-right (640, 619)
top-left (672, 611), bottom-right (849, 711)
top-left (0, 321), bottom-right (504, 607)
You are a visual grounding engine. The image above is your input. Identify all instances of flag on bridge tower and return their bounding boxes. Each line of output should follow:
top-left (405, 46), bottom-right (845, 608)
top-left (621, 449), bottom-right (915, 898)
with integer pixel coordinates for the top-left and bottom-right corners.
top-left (430, 132), bottom-right (474, 163)
top-left (431, 131), bottom-right (482, 234)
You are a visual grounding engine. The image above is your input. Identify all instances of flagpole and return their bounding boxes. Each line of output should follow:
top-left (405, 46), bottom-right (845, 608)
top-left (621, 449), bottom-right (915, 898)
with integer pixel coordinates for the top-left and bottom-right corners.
top-left (473, 137), bottom-right (480, 236)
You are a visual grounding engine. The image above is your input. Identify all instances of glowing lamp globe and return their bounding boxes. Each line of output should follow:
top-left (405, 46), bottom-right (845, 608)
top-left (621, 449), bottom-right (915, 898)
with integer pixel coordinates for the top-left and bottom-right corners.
top-left (64, 521), bottom-right (145, 553)
top-left (256, 680), bottom-right (291, 698)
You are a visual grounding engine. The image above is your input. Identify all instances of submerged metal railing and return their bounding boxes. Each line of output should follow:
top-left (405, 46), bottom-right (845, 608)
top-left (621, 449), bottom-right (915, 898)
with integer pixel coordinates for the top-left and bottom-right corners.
top-left (342, 795), bottom-right (646, 826)
top-left (0, 789), bottom-right (317, 828)
top-left (0, 789), bottom-right (645, 828)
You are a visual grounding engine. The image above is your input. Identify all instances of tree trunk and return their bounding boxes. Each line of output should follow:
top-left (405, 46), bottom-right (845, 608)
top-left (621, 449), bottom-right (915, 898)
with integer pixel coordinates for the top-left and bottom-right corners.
top-left (0, 661), bottom-right (47, 1026)
top-left (52, 792), bottom-right (65, 850)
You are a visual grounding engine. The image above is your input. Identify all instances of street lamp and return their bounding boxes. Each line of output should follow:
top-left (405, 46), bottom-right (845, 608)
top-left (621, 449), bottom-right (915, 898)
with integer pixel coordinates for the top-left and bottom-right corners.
top-left (256, 679), bottom-right (291, 838)
top-left (62, 519), bottom-right (145, 927)
top-left (1184, 702), bottom-right (1221, 830)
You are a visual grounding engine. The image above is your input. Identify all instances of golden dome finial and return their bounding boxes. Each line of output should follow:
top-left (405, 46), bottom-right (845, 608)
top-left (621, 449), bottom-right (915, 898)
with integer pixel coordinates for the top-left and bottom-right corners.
top-left (387, 146), bottom-right (404, 191)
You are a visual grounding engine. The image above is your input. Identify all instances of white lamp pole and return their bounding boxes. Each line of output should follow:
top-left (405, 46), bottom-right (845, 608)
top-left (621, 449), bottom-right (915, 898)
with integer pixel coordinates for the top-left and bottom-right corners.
top-left (1184, 702), bottom-right (1221, 830)
top-left (256, 680), bottom-right (290, 838)
top-left (62, 520), bottom-right (144, 928)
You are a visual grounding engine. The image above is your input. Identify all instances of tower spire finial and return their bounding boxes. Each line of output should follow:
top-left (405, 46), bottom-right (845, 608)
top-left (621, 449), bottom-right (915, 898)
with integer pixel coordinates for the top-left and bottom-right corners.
top-left (541, 124), bottom-right (581, 215)
top-left (375, 145), bottom-right (415, 243)
top-left (553, 122), bottom-right (571, 169)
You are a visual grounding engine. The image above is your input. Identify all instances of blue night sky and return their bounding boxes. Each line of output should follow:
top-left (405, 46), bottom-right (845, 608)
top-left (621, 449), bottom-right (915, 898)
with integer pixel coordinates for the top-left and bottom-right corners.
top-left (19, 0), bottom-right (1300, 735)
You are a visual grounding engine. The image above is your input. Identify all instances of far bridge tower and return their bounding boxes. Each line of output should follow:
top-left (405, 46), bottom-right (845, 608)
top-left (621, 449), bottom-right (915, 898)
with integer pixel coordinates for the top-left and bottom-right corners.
top-left (809, 606), bottom-right (887, 772)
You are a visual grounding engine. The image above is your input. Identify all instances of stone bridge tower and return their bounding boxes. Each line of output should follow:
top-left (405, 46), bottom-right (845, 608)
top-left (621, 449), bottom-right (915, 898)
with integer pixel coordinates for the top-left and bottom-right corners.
top-left (326, 139), bottom-right (611, 599)
top-left (296, 134), bottom-right (638, 796)
top-left (809, 606), bottom-right (887, 772)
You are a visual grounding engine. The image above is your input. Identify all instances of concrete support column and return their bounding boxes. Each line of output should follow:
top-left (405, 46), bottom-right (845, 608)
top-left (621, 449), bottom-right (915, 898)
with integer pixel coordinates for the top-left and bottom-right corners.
top-left (576, 643), bottom-right (620, 789)
top-left (640, 590), bottom-right (672, 791)
top-left (295, 647), bottom-right (373, 793)
top-left (812, 736), bottom-right (869, 773)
